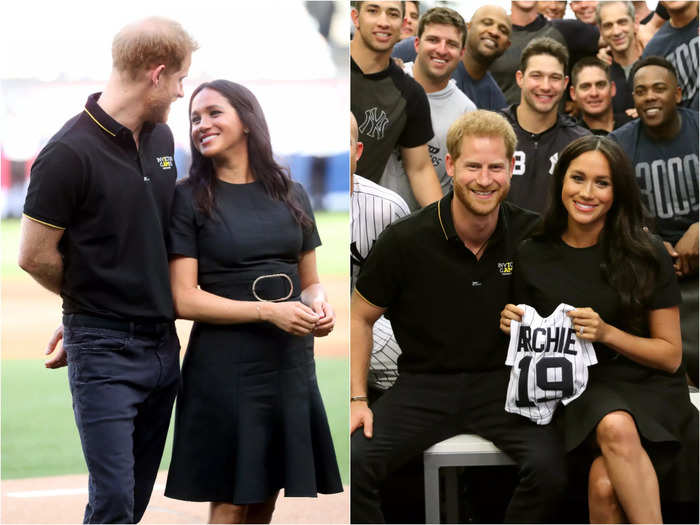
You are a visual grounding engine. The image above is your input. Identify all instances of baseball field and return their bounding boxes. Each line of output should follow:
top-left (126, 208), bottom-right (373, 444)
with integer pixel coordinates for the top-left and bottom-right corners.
top-left (1, 212), bottom-right (350, 523)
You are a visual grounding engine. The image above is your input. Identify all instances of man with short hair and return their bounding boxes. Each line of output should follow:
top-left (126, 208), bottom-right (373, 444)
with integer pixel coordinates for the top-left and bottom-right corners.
top-left (400, 0), bottom-right (420, 38)
top-left (642, 0), bottom-right (698, 109)
top-left (351, 1), bottom-right (443, 207)
top-left (610, 56), bottom-right (699, 389)
top-left (570, 0), bottom-right (598, 24)
top-left (18, 17), bottom-right (197, 524)
top-left (490, 1), bottom-right (599, 106)
top-left (500, 37), bottom-right (590, 212)
top-left (381, 6), bottom-right (476, 210)
top-left (351, 110), bottom-right (567, 524)
top-left (538, 0), bottom-right (568, 20)
top-left (570, 56), bottom-right (632, 134)
top-left (392, 4), bottom-right (510, 111)
top-left (596, 1), bottom-right (643, 114)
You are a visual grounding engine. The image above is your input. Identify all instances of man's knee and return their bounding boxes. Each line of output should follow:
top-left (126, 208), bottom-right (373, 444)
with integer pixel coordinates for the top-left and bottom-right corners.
top-left (520, 442), bottom-right (568, 498)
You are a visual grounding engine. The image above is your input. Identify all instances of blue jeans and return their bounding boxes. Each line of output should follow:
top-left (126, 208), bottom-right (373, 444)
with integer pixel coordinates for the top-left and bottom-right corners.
top-left (63, 317), bottom-right (180, 523)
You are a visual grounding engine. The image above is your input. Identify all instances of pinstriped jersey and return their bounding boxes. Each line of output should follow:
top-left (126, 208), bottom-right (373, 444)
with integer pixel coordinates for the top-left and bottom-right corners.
top-left (351, 175), bottom-right (410, 389)
top-left (505, 303), bottom-right (597, 425)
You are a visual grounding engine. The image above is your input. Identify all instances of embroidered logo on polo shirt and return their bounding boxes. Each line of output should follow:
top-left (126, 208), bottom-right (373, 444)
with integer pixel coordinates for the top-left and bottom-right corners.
top-left (156, 156), bottom-right (174, 170)
top-left (498, 261), bottom-right (513, 276)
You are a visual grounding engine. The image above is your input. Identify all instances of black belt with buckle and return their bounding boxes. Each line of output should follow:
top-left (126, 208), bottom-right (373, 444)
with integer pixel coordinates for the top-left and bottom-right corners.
top-left (63, 313), bottom-right (171, 336)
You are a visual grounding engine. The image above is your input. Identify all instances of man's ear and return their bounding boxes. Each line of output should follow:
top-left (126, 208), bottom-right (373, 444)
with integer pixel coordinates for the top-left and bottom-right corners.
top-left (357, 141), bottom-right (364, 161)
top-left (445, 153), bottom-right (455, 179)
top-left (150, 64), bottom-right (166, 86)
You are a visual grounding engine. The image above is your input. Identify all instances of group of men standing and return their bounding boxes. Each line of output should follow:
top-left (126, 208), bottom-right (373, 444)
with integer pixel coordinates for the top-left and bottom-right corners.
top-left (350, 1), bottom-right (698, 522)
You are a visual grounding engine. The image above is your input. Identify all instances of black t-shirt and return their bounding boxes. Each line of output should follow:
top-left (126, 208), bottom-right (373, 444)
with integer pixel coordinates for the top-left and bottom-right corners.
top-left (356, 192), bottom-right (539, 373)
top-left (351, 57), bottom-right (433, 183)
top-left (23, 93), bottom-right (176, 321)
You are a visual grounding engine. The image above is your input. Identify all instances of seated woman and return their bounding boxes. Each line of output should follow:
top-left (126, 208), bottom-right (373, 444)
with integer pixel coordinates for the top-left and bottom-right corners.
top-left (500, 135), bottom-right (698, 523)
top-left (164, 80), bottom-right (342, 523)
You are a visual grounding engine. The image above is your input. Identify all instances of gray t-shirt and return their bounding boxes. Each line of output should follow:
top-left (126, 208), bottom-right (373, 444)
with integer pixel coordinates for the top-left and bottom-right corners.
top-left (379, 62), bottom-right (477, 210)
top-left (642, 17), bottom-right (699, 109)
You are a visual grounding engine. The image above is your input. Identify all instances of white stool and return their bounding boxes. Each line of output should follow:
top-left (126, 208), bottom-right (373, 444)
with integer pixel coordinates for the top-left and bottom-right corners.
top-left (423, 391), bottom-right (700, 524)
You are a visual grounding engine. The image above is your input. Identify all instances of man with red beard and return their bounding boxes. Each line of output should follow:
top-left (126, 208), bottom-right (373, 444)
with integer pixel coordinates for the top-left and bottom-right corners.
top-left (500, 37), bottom-right (590, 212)
top-left (351, 110), bottom-right (566, 524)
top-left (19, 17), bottom-right (197, 523)
top-left (351, 1), bottom-right (442, 207)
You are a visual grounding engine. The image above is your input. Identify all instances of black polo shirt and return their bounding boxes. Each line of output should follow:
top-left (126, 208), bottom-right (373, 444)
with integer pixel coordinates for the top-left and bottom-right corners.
top-left (23, 93), bottom-right (176, 321)
top-left (356, 192), bottom-right (539, 374)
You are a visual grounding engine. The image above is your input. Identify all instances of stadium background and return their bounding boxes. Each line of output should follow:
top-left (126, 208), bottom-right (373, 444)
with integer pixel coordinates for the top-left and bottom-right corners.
top-left (0, 1), bottom-right (349, 522)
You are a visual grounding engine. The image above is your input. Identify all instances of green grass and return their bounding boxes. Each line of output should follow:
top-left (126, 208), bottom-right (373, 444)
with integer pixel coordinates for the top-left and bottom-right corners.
top-left (1, 357), bottom-right (349, 483)
top-left (314, 211), bottom-right (349, 277)
top-left (1, 212), bottom-right (348, 279)
top-left (1, 212), bottom-right (349, 482)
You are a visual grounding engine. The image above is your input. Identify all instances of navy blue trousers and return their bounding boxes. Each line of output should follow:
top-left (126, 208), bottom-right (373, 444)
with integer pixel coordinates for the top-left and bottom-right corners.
top-left (64, 317), bottom-right (180, 524)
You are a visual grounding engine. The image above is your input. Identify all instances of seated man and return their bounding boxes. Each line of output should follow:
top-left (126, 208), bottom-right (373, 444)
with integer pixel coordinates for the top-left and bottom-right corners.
top-left (351, 110), bottom-right (567, 524)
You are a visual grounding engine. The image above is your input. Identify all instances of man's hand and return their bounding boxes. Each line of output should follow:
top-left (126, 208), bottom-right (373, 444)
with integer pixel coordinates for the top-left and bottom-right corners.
top-left (674, 223), bottom-right (699, 277)
top-left (45, 324), bottom-right (67, 369)
top-left (350, 400), bottom-right (373, 438)
top-left (596, 45), bottom-right (613, 65)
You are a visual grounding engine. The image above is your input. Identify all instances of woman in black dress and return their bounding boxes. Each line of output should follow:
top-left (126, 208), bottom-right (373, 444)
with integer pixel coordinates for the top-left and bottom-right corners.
top-left (500, 135), bottom-right (698, 523)
top-left (164, 80), bottom-right (342, 523)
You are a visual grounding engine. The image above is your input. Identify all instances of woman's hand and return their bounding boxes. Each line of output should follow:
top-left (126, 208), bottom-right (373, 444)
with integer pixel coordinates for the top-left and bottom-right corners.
top-left (265, 301), bottom-right (319, 336)
top-left (567, 307), bottom-right (610, 343)
top-left (499, 304), bottom-right (524, 335)
top-left (310, 300), bottom-right (335, 337)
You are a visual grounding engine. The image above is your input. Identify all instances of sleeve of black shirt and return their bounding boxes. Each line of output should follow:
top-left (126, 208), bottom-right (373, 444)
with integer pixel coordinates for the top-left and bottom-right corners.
top-left (168, 184), bottom-right (199, 258)
top-left (293, 182), bottom-right (322, 252)
top-left (398, 80), bottom-right (434, 149)
top-left (355, 224), bottom-right (403, 308)
top-left (23, 141), bottom-right (85, 229)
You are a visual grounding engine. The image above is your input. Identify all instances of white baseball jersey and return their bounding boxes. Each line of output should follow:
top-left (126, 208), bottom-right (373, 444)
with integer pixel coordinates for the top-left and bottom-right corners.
top-left (505, 303), bottom-right (597, 425)
top-left (351, 174), bottom-right (410, 390)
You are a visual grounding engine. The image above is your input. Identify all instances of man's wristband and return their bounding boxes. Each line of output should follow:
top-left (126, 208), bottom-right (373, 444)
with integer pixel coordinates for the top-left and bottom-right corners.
top-left (350, 396), bottom-right (369, 402)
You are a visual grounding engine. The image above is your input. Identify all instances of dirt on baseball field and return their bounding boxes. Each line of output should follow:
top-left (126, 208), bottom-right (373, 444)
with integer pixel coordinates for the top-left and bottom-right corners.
top-left (1, 274), bottom-right (349, 523)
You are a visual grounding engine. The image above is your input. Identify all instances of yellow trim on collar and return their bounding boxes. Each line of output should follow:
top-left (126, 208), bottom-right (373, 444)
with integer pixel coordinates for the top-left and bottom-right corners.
top-left (23, 213), bottom-right (66, 230)
top-left (84, 107), bottom-right (116, 137)
top-left (354, 289), bottom-right (383, 310)
top-left (437, 199), bottom-right (449, 240)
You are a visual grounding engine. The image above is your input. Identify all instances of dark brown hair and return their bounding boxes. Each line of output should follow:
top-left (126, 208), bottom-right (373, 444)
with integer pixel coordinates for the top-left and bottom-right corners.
top-left (184, 80), bottom-right (312, 230)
